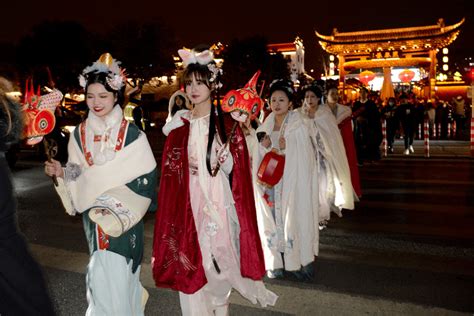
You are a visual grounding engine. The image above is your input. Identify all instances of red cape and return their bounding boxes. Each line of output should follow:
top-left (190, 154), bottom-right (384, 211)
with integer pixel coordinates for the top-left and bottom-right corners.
top-left (152, 115), bottom-right (265, 294)
top-left (339, 117), bottom-right (362, 197)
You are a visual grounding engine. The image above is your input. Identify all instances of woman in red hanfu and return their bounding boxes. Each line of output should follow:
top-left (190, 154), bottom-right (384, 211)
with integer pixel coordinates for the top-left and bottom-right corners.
top-left (152, 48), bottom-right (277, 315)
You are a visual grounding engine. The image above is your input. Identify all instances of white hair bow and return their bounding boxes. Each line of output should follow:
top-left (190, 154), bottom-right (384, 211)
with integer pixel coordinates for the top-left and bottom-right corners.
top-left (178, 49), bottom-right (214, 67)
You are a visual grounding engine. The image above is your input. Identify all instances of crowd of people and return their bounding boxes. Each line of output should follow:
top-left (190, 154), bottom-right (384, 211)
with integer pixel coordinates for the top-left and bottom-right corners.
top-left (351, 89), bottom-right (470, 161)
top-left (4, 45), bottom-right (468, 315)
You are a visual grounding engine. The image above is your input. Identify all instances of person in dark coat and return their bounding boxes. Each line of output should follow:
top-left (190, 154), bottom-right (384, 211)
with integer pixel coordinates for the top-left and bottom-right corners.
top-left (0, 77), bottom-right (55, 315)
top-left (352, 88), bottom-right (382, 164)
top-left (396, 94), bottom-right (416, 155)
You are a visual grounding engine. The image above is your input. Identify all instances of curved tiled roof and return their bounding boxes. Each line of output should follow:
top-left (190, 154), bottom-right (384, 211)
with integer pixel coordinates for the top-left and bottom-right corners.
top-left (316, 18), bottom-right (464, 54)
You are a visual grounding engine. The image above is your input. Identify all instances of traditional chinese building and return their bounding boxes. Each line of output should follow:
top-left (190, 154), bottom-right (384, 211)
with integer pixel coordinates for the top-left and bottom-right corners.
top-left (316, 18), bottom-right (465, 99)
top-left (268, 37), bottom-right (306, 84)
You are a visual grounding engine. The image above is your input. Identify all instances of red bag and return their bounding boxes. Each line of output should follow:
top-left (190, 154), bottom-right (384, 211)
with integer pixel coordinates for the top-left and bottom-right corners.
top-left (257, 149), bottom-right (285, 188)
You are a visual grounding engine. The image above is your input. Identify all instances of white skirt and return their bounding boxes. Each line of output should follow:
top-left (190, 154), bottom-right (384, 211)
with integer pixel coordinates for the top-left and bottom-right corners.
top-left (85, 250), bottom-right (148, 316)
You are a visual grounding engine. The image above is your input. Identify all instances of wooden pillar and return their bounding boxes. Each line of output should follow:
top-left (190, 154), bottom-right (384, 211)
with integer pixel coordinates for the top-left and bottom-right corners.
top-left (338, 55), bottom-right (346, 102)
top-left (429, 49), bottom-right (437, 98)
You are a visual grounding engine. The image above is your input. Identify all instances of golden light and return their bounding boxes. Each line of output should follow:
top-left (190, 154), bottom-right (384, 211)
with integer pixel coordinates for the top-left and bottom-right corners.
top-left (453, 71), bottom-right (462, 81)
top-left (442, 64), bottom-right (449, 71)
top-left (329, 55), bottom-right (335, 61)
top-left (442, 48), bottom-right (449, 54)
top-left (442, 56), bottom-right (449, 63)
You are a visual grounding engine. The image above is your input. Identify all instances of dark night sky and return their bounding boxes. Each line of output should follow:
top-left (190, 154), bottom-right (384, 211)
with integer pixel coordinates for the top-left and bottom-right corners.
top-left (2, 0), bottom-right (473, 74)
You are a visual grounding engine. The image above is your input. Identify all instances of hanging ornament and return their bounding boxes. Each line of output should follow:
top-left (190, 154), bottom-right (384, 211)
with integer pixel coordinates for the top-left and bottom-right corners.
top-left (358, 70), bottom-right (376, 85)
top-left (399, 69), bottom-right (415, 83)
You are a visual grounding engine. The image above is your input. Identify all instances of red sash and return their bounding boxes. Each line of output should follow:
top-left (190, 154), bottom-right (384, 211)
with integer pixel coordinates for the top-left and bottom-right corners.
top-left (80, 118), bottom-right (128, 166)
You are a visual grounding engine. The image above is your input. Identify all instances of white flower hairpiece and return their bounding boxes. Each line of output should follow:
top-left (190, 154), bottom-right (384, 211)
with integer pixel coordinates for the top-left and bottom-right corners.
top-left (207, 63), bottom-right (223, 88)
top-left (78, 53), bottom-right (127, 91)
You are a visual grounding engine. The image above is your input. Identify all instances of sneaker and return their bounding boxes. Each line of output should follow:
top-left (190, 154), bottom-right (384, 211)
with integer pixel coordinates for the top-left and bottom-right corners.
top-left (404, 149), bottom-right (409, 155)
top-left (267, 269), bottom-right (284, 279)
top-left (301, 263), bottom-right (315, 280)
top-left (409, 145), bottom-right (414, 153)
top-left (289, 270), bottom-right (306, 281)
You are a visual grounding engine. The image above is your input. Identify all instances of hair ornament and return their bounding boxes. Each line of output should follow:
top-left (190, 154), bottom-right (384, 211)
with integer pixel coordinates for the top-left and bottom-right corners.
top-left (207, 63), bottom-right (223, 88)
top-left (78, 53), bottom-right (127, 91)
top-left (269, 79), bottom-right (295, 97)
top-left (178, 48), bottom-right (223, 88)
top-left (178, 48), bottom-right (214, 67)
top-left (301, 80), bottom-right (324, 99)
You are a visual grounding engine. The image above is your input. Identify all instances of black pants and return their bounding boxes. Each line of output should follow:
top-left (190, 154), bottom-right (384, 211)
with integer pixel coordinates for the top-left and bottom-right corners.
top-left (403, 124), bottom-right (414, 149)
top-left (386, 119), bottom-right (398, 148)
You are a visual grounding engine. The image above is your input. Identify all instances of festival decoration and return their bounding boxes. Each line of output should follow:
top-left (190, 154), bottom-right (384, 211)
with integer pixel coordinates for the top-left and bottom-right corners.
top-left (358, 70), bottom-right (376, 85)
top-left (398, 69), bottom-right (415, 83)
top-left (221, 71), bottom-right (264, 122)
top-left (257, 149), bottom-right (285, 188)
top-left (22, 79), bottom-right (63, 146)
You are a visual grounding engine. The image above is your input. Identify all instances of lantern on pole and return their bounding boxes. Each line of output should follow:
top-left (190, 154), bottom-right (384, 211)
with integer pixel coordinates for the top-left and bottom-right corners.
top-left (358, 70), bottom-right (375, 85)
top-left (399, 69), bottom-right (415, 83)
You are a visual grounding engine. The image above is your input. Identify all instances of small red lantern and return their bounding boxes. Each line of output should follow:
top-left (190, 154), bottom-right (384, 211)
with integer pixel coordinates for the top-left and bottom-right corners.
top-left (358, 70), bottom-right (376, 85)
top-left (399, 69), bottom-right (415, 83)
top-left (222, 71), bottom-right (264, 121)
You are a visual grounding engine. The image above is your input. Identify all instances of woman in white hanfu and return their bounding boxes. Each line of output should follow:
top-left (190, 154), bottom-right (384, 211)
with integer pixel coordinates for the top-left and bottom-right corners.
top-left (323, 86), bottom-right (361, 197)
top-left (45, 53), bottom-right (157, 315)
top-left (299, 83), bottom-right (355, 228)
top-left (255, 79), bottom-right (319, 281)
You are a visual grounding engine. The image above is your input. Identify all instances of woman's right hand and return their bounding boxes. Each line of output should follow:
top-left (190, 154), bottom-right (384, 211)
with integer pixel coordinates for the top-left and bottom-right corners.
top-left (44, 159), bottom-right (64, 179)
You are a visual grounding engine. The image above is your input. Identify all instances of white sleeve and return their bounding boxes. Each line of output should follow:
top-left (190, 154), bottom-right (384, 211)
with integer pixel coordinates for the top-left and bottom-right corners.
top-left (162, 109), bottom-right (188, 136)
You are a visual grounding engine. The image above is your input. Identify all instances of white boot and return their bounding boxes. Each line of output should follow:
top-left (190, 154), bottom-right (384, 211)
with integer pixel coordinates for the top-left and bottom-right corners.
top-left (404, 149), bottom-right (410, 155)
top-left (409, 145), bottom-right (414, 153)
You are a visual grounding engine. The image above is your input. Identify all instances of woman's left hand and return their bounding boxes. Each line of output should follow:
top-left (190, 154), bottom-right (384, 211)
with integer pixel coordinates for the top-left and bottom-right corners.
top-left (217, 144), bottom-right (230, 164)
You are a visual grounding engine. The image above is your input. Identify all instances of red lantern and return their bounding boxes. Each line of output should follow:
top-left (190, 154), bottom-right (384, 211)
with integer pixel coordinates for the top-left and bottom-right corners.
top-left (358, 70), bottom-right (375, 85)
top-left (222, 71), bottom-right (264, 121)
top-left (399, 69), bottom-right (415, 83)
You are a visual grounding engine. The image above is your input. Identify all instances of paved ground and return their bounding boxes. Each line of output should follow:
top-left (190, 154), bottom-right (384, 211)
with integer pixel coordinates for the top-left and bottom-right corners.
top-left (9, 134), bottom-right (474, 315)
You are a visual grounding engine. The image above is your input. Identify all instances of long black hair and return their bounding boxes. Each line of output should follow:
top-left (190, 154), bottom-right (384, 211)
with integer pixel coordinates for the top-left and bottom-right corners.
top-left (181, 59), bottom-right (226, 176)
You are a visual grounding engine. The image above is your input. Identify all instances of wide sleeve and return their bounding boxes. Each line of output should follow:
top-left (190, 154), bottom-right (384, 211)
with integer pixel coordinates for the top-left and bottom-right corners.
top-left (54, 126), bottom-right (85, 216)
top-left (89, 129), bottom-right (157, 237)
